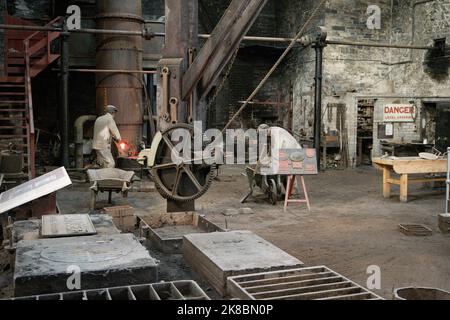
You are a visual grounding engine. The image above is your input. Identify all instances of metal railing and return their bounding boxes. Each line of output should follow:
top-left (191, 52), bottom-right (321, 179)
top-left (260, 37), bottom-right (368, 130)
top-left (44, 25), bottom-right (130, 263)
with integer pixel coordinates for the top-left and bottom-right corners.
top-left (22, 17), bottom-right (62, 178)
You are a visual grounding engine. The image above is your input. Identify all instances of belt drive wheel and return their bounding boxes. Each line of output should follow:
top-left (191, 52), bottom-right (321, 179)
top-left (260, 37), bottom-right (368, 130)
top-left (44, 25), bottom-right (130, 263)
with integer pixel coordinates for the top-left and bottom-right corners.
top-left (152, 124), bottom-right (215, 202)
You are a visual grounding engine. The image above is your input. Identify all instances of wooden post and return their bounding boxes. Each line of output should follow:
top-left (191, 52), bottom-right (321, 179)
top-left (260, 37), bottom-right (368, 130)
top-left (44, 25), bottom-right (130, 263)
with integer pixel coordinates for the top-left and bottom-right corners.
top-left (382, 167), bottom-right (391, 199)
top-left (400, 174), bottom-right (408, 203)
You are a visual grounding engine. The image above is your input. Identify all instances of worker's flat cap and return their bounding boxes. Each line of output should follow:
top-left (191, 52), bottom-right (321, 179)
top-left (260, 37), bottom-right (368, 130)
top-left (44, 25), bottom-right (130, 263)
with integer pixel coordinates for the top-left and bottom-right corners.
top-left (106, 105), bottom-right (119, 113)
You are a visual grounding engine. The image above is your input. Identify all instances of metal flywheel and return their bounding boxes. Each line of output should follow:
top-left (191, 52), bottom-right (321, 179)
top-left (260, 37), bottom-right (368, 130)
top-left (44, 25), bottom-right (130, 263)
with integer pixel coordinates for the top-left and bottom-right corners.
top-left (152, 124), bottom-right (215, 202)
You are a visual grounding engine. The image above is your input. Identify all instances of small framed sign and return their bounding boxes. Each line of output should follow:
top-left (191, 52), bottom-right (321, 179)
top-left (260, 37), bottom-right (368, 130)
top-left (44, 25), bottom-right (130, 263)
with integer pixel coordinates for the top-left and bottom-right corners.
top-left (378, 123), bottom-right (394, 139)
top-left (383, 104), bottom-right (416, 123)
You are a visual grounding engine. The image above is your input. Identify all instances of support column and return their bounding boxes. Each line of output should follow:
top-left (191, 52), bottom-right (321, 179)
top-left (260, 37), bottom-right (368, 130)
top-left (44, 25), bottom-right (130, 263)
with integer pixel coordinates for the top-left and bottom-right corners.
top-left (313, 29), bottom-right (327, 170)
top-left (157, 0), bottom-right (199, 130)
top-left (60, 25), bottom-right (70, 168)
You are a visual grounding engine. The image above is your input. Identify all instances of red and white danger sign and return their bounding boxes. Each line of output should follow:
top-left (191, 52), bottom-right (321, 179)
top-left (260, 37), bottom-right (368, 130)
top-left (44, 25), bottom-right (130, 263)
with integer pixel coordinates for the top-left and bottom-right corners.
top-left (383, 104), bottom-right (416, 122)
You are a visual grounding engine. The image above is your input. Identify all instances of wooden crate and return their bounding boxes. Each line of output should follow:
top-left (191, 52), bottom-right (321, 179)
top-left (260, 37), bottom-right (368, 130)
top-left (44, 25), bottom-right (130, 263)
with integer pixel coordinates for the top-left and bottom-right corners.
top-left (227, 266), bottom-right (384, 300)
top-left (104, 206), bottom-right (136, 233)
top-left (183, 230), bottom-right (304, 297)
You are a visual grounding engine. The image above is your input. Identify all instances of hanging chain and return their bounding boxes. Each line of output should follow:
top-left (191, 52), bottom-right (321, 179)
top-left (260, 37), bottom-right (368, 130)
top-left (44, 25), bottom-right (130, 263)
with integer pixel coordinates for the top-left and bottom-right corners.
top-left (206, 47), bottom-right (240, 112)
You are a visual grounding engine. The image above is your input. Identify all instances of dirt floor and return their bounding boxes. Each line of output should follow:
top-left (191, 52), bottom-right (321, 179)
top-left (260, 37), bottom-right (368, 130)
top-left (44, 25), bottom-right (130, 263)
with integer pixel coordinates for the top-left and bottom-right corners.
top-left (1, 165), bottom-right (449, 299)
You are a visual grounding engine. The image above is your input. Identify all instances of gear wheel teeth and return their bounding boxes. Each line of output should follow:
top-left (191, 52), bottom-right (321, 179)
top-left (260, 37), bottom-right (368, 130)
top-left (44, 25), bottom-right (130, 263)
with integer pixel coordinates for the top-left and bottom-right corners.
top-left (152, 124), bottom-right (216, 202)
top-left (153, 166), bottom-right (216, 202)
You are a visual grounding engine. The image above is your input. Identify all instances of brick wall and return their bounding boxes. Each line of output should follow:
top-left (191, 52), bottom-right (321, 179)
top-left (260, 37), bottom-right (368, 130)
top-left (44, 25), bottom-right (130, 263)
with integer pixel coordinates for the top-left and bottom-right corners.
top-left (0, 0), bottom-right (5, 77)
top-left (278, 0), bottom-right (450, 166)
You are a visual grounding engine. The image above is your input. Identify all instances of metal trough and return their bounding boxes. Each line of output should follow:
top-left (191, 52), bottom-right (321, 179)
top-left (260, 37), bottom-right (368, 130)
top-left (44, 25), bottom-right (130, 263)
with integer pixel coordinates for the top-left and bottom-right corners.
top-left (139, 212), bottom-right (225, 254)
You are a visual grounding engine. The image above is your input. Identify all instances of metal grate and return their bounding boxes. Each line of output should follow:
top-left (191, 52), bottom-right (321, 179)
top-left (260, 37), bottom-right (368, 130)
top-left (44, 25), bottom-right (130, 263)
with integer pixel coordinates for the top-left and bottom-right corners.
top-left (227, 266), bottom-right (384, 300)
top-left (9, 281), bottom-right (210, 301)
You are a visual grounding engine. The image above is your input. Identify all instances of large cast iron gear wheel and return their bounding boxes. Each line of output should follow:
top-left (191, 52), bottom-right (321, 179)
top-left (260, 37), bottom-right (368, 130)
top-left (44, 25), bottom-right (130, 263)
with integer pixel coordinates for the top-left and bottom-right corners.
top-left (152, 124), bottom-right (215, 202)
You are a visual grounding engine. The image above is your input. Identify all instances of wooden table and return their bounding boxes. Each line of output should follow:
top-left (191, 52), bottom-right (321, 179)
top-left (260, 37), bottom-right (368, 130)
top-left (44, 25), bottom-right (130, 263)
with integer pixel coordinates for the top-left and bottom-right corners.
top-left (373, 157), bottom-right (447, 202)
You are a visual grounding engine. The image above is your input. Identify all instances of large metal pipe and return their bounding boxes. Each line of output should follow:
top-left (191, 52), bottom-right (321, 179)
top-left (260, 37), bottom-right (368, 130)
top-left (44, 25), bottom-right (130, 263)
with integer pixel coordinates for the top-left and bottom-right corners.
top-left (96, 0), bottom-right (144, 151)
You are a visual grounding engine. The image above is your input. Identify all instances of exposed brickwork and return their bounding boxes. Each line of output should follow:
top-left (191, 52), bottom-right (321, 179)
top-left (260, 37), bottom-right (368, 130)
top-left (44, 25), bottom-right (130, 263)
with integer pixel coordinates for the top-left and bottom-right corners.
top-left (276, 0), bottom-right (450, 165)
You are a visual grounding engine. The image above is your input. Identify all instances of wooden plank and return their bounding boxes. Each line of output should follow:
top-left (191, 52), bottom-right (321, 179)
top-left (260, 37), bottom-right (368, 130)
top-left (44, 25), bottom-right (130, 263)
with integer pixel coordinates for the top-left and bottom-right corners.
top-left (182, 0), bottom-right (268, 100)
top-left (374, 157), bottom-right (447, 174)
top-left (394, 160), bottom-right (447, 174)
top-left (198, 0), bottom-right (269, 99)
top-left (181, 0), bottom-right (252, 99)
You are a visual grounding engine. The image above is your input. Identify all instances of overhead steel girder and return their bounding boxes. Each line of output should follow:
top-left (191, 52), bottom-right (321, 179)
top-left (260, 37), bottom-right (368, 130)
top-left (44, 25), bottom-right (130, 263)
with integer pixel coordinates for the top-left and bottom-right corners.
top-left (181, 0), bottom-right (268, 102)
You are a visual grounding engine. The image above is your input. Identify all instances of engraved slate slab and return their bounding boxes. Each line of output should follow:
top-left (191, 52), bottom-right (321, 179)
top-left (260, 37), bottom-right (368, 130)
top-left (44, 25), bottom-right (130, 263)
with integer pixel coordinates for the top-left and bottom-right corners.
top-left (41, 214), bottom-right (97, 238)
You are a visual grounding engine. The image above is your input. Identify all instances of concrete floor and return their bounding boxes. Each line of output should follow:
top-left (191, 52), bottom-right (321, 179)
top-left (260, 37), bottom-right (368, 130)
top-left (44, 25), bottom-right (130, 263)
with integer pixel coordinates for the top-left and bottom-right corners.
top-left (1, 165), bottom-right (449, 299)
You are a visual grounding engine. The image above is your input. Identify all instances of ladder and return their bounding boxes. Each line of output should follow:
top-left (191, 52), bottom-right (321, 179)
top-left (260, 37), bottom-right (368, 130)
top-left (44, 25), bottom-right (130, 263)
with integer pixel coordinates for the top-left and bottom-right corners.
top-left (0, 15), bottom-right (62, 179)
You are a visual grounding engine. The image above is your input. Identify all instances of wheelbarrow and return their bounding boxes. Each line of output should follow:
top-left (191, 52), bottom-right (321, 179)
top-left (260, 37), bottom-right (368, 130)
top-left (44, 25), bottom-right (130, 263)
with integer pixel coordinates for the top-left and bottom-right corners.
top-left (241, 166), bottom-right (287, 205)
top-left (87, 168), bottom-right (135, 212)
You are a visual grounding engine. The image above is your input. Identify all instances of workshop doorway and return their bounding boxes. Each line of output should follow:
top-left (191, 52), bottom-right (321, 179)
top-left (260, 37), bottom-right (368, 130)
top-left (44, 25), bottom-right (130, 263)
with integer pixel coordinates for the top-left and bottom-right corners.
top-left (422, 102), bottom-right (450, 153)
top-left (356, 99), bottom-right (375, 166)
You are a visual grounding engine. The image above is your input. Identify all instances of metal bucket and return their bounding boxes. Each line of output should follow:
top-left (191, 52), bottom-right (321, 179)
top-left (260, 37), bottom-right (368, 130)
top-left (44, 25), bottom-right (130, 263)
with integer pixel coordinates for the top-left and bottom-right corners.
top-left (394, 287), bottom-right (450, 300)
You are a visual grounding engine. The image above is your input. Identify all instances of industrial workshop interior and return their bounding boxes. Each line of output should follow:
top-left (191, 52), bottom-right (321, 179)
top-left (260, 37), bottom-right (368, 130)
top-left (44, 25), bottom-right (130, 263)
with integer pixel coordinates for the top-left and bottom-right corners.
top-left (0, 0), bottom-right (449, 306)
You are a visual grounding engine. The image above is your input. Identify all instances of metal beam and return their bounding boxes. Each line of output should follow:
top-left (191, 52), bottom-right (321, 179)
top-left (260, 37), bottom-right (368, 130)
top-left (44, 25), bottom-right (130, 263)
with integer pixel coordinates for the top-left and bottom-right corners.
top-left (181, 0), bottom-right (268, 102)
top-left (0, 24), bottom-right (439, 50)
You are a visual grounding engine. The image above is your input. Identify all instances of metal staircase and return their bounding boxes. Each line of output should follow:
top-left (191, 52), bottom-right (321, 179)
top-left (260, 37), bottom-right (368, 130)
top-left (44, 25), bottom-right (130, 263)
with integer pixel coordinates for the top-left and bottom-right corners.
top-left (0, 15), bottom-right (62, 179)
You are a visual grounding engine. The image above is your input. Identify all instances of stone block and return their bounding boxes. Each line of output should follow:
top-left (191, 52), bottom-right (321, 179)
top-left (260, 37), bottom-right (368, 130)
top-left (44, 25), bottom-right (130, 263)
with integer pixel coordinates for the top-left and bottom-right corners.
top-left (14, 234), bottom-right (158, 297)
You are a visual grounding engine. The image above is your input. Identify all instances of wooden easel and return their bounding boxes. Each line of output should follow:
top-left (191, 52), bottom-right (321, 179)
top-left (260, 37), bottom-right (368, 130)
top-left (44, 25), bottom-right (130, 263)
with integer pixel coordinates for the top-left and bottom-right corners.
top-left (284, 175), bottom-right (311, 212)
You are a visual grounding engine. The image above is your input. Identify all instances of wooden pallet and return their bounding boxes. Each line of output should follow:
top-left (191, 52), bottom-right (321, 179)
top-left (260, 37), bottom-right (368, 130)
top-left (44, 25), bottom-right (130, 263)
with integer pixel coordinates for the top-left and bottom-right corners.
top-left (227, 266), bottom-right (384, 300)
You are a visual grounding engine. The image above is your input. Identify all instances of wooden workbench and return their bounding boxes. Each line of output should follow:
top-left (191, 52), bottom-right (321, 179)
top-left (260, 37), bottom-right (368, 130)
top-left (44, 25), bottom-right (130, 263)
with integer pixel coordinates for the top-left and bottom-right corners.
top-left (373, 157), bottom-right (447, 202)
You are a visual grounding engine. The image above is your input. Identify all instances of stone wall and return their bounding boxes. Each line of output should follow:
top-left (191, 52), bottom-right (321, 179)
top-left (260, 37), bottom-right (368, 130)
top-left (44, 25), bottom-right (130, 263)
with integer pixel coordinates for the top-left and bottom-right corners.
top-left (277, 0), bottom-right (450, 165)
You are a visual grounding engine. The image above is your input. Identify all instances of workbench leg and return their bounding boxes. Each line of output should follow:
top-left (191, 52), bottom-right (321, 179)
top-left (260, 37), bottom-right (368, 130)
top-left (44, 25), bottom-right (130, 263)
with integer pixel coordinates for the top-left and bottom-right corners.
top-left (382, 167), bottom-right (391, 199)
top-left (400, 174), bottom-right (408, 203)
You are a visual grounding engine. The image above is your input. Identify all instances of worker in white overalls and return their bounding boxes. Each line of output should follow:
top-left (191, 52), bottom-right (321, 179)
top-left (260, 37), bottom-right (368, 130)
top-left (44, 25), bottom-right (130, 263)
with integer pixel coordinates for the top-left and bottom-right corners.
top-left (93, 105), bottom-right (122, 169)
